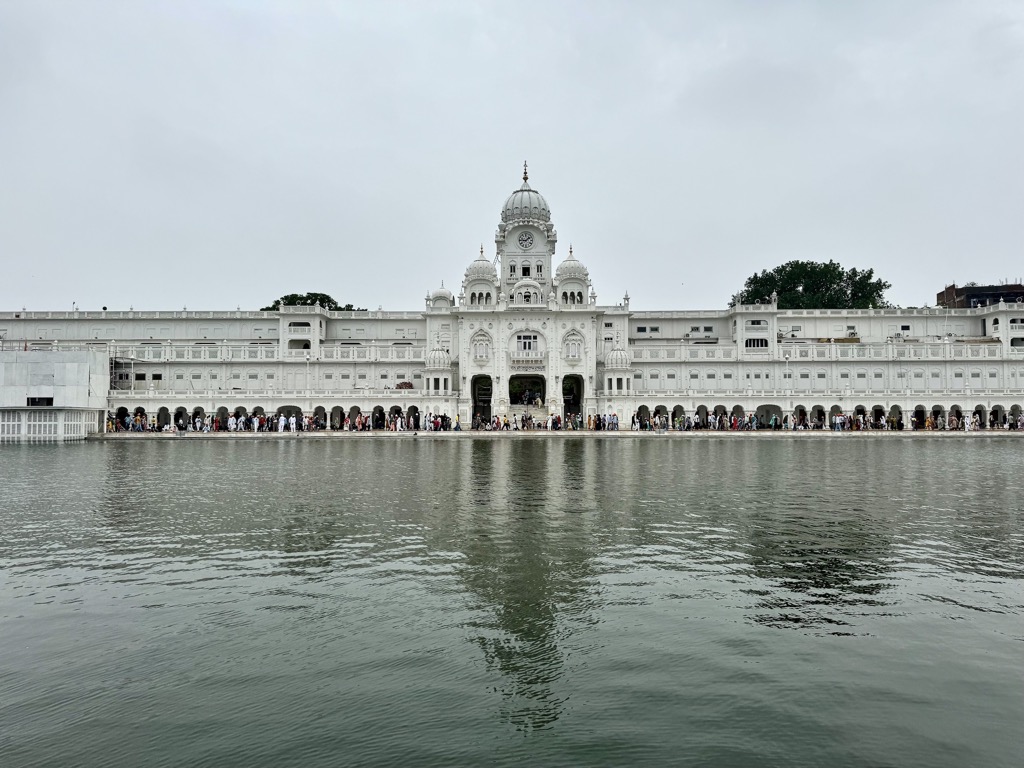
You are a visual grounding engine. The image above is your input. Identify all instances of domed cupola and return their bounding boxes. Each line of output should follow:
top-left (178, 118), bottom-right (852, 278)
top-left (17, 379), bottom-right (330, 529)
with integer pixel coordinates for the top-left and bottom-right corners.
top-left (556, 244), bottom-right (590, 281)
top-left (425, 338), bottom-right (452, 370)
top-left (427, 282), bottom-right (454, 306)
top-left (501, 162), bottom-right (551, 224)
top-left (464, 246), bottom-right (498, 281)
top-left (605, 340), bottom-right (632, 370)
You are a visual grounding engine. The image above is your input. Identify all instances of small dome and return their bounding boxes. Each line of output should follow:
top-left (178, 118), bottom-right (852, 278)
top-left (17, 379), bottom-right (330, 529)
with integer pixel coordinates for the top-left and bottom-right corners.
top-left (465, 247), bottom-right (497, 281)
top-left (556, 245), bottom-right (589, 281)
top-left (425, 346), bottom-right (451, 370)
top-left (605, 346), bottom-right (632, 369)
top-left (428, 286), bottom-right (454, 303)
top-left (501, 163), bottom-right (551, 224)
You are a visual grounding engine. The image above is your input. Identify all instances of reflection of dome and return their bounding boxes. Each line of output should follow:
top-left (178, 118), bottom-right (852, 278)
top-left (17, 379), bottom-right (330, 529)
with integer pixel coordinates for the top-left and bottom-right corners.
top-left (605, 346), bottom-right (631, 369)
top-left (465, 247), bottom-right (497, 281)
top-left (501, 163), bottom-right (550, 223)
top-left (425, 346), bottom-right (451, 370)
top-left (556, 245), bottom-right (589, 281)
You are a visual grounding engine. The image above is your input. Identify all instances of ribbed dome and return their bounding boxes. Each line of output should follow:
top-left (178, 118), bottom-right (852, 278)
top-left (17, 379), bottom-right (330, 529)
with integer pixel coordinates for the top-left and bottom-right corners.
top-left (605, 346), bottom-right (632, 369)
top-left (428, 286), bottom-right (454, 303)
top-left (425, 346), bottom-right (451, 370)
top-left (556, 245), bottom-right (589, 281)
top-left (465, 248), bottom-right (497, 281)
top-left (501, 163), bottom-right (550, 223)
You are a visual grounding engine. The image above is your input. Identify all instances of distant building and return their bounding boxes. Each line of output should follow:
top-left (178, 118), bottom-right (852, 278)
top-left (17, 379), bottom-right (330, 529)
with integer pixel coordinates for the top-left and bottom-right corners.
top-left (2, 167), bottom-right (1024, 439)
top-left (936, 283), bottom-right (1024, 309)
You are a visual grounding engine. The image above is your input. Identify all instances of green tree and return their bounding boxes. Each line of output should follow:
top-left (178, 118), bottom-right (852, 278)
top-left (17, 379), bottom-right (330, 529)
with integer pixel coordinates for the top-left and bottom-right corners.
top-left (260, 293), bottom-right (365, 312)
top-left (731, 260), bottom-right (892, 309)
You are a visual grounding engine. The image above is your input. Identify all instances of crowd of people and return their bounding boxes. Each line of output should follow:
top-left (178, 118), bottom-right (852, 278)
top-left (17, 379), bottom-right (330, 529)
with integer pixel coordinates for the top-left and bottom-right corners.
top-left (107, 408), bottom-right (1024, 434)
top-left (107, 409), bottom-right (458, 433)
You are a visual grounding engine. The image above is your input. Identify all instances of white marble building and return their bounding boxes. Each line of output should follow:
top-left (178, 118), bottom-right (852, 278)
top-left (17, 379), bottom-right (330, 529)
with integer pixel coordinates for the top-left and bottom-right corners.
top-left (1, 166), bottom-right (1023, 435)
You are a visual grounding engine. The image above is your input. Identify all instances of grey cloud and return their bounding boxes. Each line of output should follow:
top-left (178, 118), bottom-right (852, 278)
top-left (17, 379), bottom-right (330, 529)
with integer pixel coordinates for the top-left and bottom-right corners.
top-left (1, 0), bottom-right (1021, 312)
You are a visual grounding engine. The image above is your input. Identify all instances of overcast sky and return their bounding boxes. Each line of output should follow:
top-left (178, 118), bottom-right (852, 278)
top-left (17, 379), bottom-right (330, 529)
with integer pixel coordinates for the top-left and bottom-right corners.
top-left (1, 1), bottom-right (1021, 313)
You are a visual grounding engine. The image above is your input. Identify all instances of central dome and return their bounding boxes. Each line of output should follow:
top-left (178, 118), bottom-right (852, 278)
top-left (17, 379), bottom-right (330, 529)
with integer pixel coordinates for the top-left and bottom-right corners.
top-left (501, 163), bottom-right (550, 223)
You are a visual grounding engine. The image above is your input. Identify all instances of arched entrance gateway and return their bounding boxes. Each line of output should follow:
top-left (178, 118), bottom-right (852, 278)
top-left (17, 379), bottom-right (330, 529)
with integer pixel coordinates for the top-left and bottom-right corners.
top-left (562, 375), bottom-right (583, 420)
top-left (509, 375), bottom-right (545, 412)
top-left (472, 375), bottom-right (493, 422)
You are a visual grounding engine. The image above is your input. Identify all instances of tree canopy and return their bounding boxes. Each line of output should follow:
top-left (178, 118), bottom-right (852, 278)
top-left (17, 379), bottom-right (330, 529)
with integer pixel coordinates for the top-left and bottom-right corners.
top-left (260, 293), bottom-right (365, 312)
top-left (731, 260), bottom-right (892, 310)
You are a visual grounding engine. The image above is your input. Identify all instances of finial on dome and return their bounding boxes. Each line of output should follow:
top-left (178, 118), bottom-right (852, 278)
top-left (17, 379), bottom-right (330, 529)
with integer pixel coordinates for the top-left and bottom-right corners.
top-left (569, 243), bottom-right (574, 258)
top-left (523, 161), bottom-right (528, 183)
top-left (480, 243), bottom-right (484, 257)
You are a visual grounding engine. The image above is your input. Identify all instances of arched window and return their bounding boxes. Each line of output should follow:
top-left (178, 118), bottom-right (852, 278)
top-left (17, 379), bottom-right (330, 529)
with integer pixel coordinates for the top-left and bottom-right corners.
top-left (565, 340), bottom-right (581, 359)
top-left (562, 291), bottom-right (569, 304)
top-left (577, 291), bottom-right (583, 304)
top-left (510, 263), bottom-right (516, 277)
top-left (536, 263), bottom-right (543, 277)
top-left (532, 291), bottom-right (539, 303)
top-left (485, 292), bottom-right (492, 305)
top-left (569, 292), bottom-right (576, 305)
top-left (470, 293), bottom-right (477, 305)
top-left (524, 292), bottom-right (531, 304)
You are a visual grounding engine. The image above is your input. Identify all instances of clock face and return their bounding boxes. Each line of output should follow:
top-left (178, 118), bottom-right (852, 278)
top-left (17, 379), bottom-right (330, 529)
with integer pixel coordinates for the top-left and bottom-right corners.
top-left (517, 232), bottom-right (534, 250)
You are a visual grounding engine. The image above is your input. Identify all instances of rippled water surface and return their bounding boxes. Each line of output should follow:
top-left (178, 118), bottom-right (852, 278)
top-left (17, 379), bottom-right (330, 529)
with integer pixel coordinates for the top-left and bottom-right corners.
top-left (2, 438), bottom-right (1022, 767)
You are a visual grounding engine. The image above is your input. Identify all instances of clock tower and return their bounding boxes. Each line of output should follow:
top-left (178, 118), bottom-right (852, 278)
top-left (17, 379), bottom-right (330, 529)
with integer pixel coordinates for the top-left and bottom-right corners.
top-left (496, 163), bottom-right (557, 304)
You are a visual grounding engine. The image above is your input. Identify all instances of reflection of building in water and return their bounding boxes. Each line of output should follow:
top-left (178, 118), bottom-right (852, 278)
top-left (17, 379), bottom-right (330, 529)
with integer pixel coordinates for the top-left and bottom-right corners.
top-left (741, 469), bottom-right (897, 633)
top-left (451, 440), bottom-right (603, 731)
top-left (6, 164), bottom-right (1023, 439)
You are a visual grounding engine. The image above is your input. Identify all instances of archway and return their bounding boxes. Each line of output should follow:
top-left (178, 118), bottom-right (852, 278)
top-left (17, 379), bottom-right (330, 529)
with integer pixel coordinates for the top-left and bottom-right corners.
top-left (133, 406), bottom-right (146, 417)
top-left (406, 405), bottom-right (421, 430)
top-left (330, 405), bottom-right (345, 430)
top-left (388, 405), bottom-right (403, 429)
top-left (730, 405), bottom-right (745, 428)
top-left (871, 405), bottom-right (885, 428)
top-left (756, 404), bottom-right (784, 429)
top-left (174, 406), bottom-right (189, 430)
top-left (912, 405), bottom-right (926, 430)
top-left (215, 406), bottom-right (230, 430)
top-left (989, 404), bottom-right (1005, 429)
top-left (828, 404), bottom-right (843, 429)
top-left (471, 375), bottom-right (493, 422)
top-left (809, 405), bottom-right (825, 428)
top-left (930, 404), bottom-right (946, 430)
top-left (509, 375), bottom-right (545, 410)
top-left (313, 405), bottom-right (327, 429)
top-left (889, 405), bottom-right (904, 430)
top-left (973, 404), bottom-right (987, 429)
top-left (948, 404), bottom-right (963, 429)
top-left (348, 406), bottom-right (362, 429)
top-left (372, 405), bottom-right (386, 430)
top-left (712, 405), bottom-right (727, 429)
top-left (695, 405), bottom-right (709, 427)
top-left (562, 375), bottom-right (584, 419)
top-left (157, 406), bottom-right (171, 429)
top-left (793, 404), bottom-right (808, 428)
top-left (1010, 404), bottom-right (1022, 429)
top-left (671, 405), bottom-right (685, 429)
top-left (636, 405), bottom-right (651, 429)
